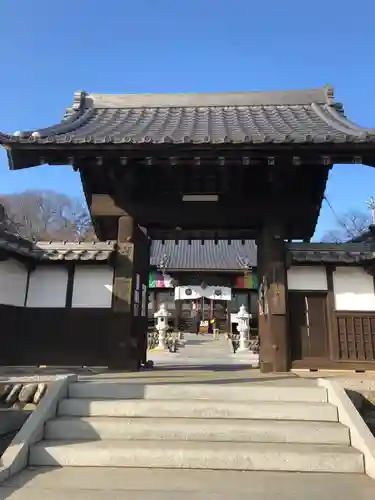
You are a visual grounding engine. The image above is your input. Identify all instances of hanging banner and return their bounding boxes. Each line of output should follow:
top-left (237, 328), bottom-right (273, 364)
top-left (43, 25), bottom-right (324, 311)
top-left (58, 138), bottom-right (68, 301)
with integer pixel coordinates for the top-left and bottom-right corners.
top-left (174, 286), bottom-right (202, 300)
top-left (258, 276), bottom-right (268, 316)
top-left (235, 272), bottom-right (258, 289)
top-left (204, 286), bottom-right (232, 301)
top-left (175, 286), bottom-right (232, 301)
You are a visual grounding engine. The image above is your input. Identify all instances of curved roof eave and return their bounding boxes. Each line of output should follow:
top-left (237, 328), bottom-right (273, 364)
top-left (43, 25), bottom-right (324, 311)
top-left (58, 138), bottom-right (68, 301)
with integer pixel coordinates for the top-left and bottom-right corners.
top-left (1, 85), bottom-right (375, 172)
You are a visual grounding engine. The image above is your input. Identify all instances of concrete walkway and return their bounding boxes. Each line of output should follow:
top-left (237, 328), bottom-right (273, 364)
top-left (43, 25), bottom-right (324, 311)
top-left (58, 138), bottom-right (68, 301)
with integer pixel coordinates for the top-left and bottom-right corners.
top-left (2, 467), bottom-right (375, 499)
top-left (2, 363), bottom-right (375, 393)
top-left (149, 332), bottom-right (258, 367)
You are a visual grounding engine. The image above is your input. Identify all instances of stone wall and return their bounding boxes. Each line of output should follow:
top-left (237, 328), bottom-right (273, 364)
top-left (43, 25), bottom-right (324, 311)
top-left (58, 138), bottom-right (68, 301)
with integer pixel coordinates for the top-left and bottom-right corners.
top-left (0, 382), bottom-right (47, 456)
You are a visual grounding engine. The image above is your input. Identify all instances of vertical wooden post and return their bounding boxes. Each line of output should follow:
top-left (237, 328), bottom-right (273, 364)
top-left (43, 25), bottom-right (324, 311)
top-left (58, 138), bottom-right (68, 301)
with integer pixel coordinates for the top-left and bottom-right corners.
top-left (65, 264), bottom-right (75, 308)
top-left (326, 265), bottom-right (339, 361)
top-left (175, 299), bottom-right (181, 331)
top-left (110, 216), bottom-right (149, 370)
top-left (134, 225), bottom-right (150, 366)
top-left (257, 222), bottom-right (289, 373)
top-left (111, 216), bottom-right (136, 369)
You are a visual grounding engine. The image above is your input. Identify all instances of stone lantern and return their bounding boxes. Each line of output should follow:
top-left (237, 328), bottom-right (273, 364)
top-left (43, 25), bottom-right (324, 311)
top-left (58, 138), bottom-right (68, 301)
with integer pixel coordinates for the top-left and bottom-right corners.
top-left (154, 303), bottom-right (171, 350)
top-left (236, 304), bottom-right (251, 353)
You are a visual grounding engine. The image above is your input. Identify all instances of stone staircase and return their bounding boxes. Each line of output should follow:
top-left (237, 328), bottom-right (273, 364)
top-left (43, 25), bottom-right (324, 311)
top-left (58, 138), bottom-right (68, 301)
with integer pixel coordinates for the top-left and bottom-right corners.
top-left (29, 381), bottom-right (365, 473)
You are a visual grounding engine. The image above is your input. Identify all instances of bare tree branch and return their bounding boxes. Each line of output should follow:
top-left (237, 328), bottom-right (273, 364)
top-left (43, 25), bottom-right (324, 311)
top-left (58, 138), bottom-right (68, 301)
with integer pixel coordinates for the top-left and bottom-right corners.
top-left (321, 210), bottom-right (371, 243)
top-left (0, 190), bottom-right (96, 241)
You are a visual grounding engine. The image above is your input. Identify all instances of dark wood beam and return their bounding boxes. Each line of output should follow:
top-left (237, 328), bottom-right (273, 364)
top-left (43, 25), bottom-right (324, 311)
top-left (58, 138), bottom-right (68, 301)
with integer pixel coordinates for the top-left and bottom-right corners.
top-left (10, 140), bottom-right (375, 156)
top-left (89, 193), bottom-right (315, 229)
top-left (9, 143), bottom-right (375, 172)
top-left (147, 228), bottom-right (258, 240)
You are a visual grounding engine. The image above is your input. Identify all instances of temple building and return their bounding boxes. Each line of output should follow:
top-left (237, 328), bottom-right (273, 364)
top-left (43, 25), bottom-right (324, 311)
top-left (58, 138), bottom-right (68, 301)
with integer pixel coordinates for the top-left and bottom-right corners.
top-left (1, 85), bottom-right (375, 372)
top-left (2, 228), bottom-right (375, 371)
top-left (148, 239), bottom-right (258, 333)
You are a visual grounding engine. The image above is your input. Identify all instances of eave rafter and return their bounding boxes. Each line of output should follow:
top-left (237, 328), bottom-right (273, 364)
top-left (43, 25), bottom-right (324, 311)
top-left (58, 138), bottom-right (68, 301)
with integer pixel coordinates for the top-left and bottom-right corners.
top-left (4, 143), bottom-right (375, 170)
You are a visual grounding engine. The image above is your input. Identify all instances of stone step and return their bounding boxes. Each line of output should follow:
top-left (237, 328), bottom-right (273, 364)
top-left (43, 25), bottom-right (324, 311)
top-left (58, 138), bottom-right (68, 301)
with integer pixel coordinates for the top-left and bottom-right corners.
top-left (58, 399), bottom-right (338, 421)
top-left (44, 416), bottom-right (350, 445)
top-left (7, 467), bottom-right (375, 499)
top-left (68, 383), bottom-right (327, 403)
top-left (29, 440), bottom-right (364, 473)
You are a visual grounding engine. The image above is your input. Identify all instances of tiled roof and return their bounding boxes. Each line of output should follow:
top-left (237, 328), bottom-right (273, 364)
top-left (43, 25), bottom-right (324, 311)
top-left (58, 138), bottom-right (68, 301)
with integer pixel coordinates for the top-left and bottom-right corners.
top-left (150, 240), bottom-right (257, 270)
top-left (287, 242), bottom-right (374, 264)
top-left (150, 240), bottom-right (375, 269)
top-left (0, 234), bottom-right (116, 261)
top-left (2, 233), bottom-right (374, 268)
top-left (30, 241), bottom-right (116, 261)
top-left (1, 86), bottom-right (374, 146)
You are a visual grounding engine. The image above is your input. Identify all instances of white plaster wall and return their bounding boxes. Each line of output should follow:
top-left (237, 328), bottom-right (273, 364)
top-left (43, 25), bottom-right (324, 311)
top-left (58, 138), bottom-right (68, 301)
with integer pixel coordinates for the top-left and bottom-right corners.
top-left (287, 266), bottom-right (328, 291)
top-left (333, 266), bottom-right (375, 311)
top-left (0, 259), bottom-right (28, 306)
top-left (26, 266), bottom-right (69, 308)
top-left (72, 266), bottom-right (114, 308)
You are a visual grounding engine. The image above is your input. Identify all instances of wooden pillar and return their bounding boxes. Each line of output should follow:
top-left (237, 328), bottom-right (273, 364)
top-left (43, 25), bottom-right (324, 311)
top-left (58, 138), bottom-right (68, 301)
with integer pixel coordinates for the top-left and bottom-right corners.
top-left (326, 265), bottom-right (339, 361)
top-left (257, 222), bottom-right (289, 373)
top-left (175, 299), bottom-right (181, 331)
top-left (111, 216), bottom-right (149, 370)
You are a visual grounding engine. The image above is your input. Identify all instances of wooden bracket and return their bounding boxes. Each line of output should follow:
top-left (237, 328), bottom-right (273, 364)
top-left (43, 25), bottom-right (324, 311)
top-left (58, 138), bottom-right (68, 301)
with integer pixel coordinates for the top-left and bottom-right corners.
top-left (326, 264), bottom-right (337, 274)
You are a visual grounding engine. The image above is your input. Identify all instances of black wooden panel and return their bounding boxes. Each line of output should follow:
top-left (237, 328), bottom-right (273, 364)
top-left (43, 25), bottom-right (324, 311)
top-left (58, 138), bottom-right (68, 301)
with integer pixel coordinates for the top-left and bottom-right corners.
top-left (0, 305), bottom-right (124, 367)
top-left (336, 312), bottom-right (375, 361)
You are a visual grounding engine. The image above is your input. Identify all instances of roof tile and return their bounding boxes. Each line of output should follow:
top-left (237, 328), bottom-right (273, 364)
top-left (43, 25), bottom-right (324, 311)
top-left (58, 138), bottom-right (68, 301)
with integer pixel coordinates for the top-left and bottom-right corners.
top-left (1, 233), bottom-right (374, 268)
top-left (150, 240), bottom-right (257, 270)
top-left (0, 235), bottom-right (116, 262)
top-left (2, 87), bottom-right (374, 146)
top-left (150, 240), bottom-right (375, 269)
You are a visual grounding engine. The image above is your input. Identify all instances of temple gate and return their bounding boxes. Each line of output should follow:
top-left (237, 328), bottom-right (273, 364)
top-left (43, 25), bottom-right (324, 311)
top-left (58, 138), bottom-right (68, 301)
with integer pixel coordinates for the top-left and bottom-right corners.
top-left (2, 86), bottom-right (375, 372)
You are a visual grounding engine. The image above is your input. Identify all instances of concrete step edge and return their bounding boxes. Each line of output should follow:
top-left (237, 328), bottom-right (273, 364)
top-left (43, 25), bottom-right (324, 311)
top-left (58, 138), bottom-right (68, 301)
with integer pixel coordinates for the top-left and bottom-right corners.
top-left (57, 399), bottom-right (338, 422)
top-left (29, 440), bottom-right (364, 473)
top-left (68, 383), bottom-right (328, 403)
top-left (44, 417), bottom-right (350, 444)
top-left (46, 416), bottom-right (348, 430)
top-left (47, 415), bottom-right (345, 425)
top-left (30, 439), bottom-right (364, 451)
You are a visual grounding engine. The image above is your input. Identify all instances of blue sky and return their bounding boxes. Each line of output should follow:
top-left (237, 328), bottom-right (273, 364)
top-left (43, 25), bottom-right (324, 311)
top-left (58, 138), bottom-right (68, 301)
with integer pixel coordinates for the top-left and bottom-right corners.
top-left (1, 0), bottom-right (374, 240)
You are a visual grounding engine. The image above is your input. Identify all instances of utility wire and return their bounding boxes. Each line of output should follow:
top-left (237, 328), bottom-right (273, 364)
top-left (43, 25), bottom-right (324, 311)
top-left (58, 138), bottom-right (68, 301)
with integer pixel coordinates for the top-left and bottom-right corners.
top-left (323, 195), bottom-right (357, 240)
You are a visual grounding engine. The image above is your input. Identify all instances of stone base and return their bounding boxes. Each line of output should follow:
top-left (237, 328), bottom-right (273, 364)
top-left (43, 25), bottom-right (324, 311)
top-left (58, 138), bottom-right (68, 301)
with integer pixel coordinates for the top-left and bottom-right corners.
top-left (154, 345), bottom-right (168, 351)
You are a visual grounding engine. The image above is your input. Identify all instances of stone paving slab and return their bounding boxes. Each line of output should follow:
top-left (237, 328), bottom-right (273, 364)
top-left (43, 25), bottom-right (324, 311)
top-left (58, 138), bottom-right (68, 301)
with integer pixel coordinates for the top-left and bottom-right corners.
top-left (77, 373), bottom-right (319, 386)
top-left (2, 467), bottom-right (375, 500)
top-left (2, 365), bottom-right (375, 391)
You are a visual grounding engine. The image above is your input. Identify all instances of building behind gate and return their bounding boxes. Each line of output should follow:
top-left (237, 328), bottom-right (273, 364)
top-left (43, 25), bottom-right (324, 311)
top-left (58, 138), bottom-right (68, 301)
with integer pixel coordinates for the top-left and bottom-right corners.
top-left (1, 85), bottom-right (375, 371)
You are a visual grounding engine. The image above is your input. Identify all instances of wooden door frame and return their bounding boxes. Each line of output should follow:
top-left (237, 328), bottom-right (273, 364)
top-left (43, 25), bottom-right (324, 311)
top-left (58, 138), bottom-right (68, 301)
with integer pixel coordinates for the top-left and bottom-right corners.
top-left (288, 290), bottom-right (330, 364)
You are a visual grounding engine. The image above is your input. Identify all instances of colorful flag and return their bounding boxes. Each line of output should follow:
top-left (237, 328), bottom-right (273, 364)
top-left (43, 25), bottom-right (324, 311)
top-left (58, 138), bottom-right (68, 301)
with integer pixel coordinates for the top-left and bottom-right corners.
top-left (235, 272), bottom-right (258, 289)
